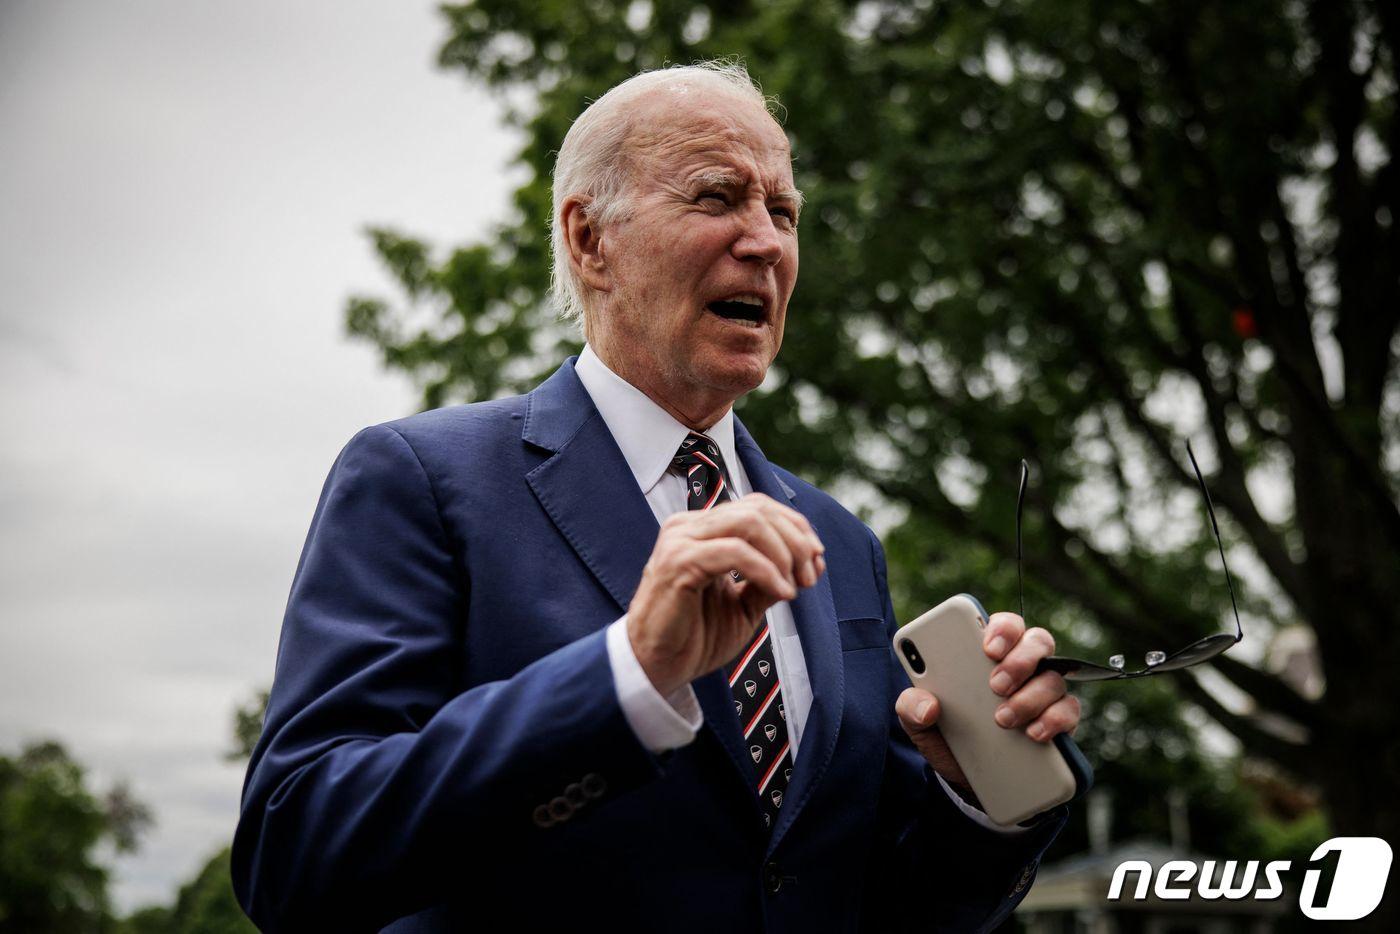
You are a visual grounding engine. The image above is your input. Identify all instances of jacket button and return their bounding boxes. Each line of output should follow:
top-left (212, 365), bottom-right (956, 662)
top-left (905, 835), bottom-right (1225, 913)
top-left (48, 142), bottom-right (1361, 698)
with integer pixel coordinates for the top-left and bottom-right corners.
top-left (581, 773), bottom-right (607, 799)
top-left (532, 805), bottom-right (553, 828)
top-left (548, 796), bottom-right (573, 822)
top-left (764, 861), bottom-right (783, 894)
top-left (564, 783), bottom-right (588, 807)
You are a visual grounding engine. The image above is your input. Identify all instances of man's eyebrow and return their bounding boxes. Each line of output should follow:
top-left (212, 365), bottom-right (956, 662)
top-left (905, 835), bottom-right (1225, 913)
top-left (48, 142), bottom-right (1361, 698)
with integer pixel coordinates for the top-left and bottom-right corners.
top-left (771, 188), bottom-right (805, 213)
top-left (691, 171), bottom-right (744, 189)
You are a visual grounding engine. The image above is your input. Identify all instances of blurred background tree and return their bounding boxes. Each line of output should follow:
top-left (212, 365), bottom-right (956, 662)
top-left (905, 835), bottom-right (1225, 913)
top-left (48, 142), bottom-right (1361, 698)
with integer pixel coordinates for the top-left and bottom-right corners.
top-left (224, 691), bottom-right (269, 765)
top-left (115, 696), bottom-right (263, 934)
top-left (0, 741), bottom-right (151, 933)
top-left (347, 0), bottom-right (1395, 926)
top-left (0, 722), bottom-right (258, 934)
top-left (117, 847), bottom-right (253, 934)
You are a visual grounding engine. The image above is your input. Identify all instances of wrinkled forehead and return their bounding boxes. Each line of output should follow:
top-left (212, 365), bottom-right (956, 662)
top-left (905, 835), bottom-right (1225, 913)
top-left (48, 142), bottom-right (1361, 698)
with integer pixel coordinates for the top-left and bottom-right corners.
top-left (623, 90), bottom-right (794, 187)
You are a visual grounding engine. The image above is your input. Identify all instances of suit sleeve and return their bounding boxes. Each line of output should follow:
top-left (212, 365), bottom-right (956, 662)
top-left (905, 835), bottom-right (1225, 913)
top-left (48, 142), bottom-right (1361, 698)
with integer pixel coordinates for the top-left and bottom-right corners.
top-left (861, 528), bottom-right (1068, 934)
top-left (231, 425), bottom-right (663, 931)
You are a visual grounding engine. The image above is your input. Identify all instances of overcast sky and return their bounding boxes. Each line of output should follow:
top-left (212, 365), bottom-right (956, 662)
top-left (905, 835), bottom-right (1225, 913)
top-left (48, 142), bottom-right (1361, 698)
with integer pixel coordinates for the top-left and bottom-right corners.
top-left (0, 1), bottom-right (519, 911)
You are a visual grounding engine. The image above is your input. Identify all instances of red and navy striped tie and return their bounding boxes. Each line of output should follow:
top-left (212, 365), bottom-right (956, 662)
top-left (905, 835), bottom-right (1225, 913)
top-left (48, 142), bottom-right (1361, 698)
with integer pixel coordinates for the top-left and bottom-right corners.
top-left (672, 432), bottom-right (792, 831)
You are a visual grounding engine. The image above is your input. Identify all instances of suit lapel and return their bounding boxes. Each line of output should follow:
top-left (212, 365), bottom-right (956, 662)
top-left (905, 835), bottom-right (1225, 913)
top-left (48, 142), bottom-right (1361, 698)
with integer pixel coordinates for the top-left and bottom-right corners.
top-left (522, 360), bottom-right (659, 613)
top-left (524, 363), bottom-right (766, 807)
top-left (733, 420), bottom-right (843, 852)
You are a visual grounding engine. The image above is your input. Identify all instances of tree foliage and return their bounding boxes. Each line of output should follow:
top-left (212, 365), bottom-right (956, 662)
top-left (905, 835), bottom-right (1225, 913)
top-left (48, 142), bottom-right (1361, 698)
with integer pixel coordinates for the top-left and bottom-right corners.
top-left (119, 691), bottom-right (267, 933)
top-left (224, 690), bottom-right (268, 764)
top-left (0, 741), bottom-right (151, 933)
top-left (117, 849), bottom-right (253, 934)
top-left (124, 695), bottom-right (267, 932)
top-left (349, 0), bottom-right (1396, 921)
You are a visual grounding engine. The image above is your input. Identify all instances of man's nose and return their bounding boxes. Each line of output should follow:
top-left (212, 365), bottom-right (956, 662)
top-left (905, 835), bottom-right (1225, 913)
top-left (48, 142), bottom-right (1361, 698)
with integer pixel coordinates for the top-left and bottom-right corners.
top-left (732, 203), bottom-right (786, 266)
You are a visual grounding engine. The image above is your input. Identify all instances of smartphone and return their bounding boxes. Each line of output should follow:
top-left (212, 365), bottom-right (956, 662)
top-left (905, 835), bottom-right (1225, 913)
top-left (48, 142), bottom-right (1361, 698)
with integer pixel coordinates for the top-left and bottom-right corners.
top-left (893, 594), bottom-right (1086, 826)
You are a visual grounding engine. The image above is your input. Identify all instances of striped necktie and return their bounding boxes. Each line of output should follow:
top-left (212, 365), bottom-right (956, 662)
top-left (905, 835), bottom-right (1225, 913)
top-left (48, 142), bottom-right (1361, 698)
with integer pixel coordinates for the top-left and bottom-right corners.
top-left (671, 432), bottom-right (792, 831)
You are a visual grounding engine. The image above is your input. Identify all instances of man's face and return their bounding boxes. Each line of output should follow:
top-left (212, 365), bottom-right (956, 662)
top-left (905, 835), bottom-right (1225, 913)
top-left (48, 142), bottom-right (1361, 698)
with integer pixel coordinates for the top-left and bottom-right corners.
top-left (589, 90), bottom-right (800, 419)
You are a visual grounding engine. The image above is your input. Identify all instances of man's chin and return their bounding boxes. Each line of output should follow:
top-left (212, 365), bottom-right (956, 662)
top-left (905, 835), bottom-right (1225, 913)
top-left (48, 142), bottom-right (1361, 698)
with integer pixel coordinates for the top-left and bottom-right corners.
top-left (695, 355), bottom-right (772, 400)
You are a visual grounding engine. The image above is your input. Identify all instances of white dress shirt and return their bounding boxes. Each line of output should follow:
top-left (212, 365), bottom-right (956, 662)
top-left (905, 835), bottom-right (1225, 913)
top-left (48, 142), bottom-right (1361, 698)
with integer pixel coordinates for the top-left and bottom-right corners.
top-left (576, 345), bottom-right (1020, 832)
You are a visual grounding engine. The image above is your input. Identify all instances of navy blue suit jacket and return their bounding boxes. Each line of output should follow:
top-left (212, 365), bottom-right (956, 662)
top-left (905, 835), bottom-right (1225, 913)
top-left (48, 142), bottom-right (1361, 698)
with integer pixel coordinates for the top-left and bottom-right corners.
top-left (232, 358), bottom-right (1066, 932)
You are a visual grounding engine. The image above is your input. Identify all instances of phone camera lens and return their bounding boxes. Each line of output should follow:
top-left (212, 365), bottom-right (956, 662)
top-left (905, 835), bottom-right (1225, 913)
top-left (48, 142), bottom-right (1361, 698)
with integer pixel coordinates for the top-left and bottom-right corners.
top-left (899, 639), bottom-right (926, 674)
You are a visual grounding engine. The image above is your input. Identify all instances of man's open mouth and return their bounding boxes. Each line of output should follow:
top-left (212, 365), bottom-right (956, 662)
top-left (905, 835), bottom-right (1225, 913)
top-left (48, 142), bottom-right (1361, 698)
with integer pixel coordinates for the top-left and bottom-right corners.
top-left (706, 295), bottom-right (766, 326)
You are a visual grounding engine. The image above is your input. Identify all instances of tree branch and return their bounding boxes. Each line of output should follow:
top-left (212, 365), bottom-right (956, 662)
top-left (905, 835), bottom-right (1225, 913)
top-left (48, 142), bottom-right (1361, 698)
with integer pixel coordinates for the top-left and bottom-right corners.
top-left (1168, 301), bottom-right (1316, 616)
top-left (1039, 293), bottom-right (1312, 613)
top-left (1211, 655), bottom-right (1319, 729)
top-left (1174, 674), bottom-right (1313, 779)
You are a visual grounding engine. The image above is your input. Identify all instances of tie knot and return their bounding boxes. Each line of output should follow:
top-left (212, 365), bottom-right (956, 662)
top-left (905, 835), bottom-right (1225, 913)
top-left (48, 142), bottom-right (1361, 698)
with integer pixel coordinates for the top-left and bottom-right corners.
top-left (672, 433), bottom-right (732, 511)
top-left (672, 432), bottom-right (725, 470)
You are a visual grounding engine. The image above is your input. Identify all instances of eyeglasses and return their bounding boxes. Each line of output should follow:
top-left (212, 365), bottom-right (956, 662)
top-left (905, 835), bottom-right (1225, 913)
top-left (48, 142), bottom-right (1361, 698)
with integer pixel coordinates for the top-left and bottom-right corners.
top-left (1021, 441), bottom-right (1243, 682)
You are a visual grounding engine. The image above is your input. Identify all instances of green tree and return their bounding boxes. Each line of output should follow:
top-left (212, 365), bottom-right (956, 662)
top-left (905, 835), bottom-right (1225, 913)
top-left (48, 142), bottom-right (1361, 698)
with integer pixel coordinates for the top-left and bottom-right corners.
top-left (120, 693), bottom-right (264, 934)
top-left (349, 0), bottom-right (1395, 925)
top-left (0, 741), bottom-right (151, 933)
top-left (118, 849), bottom-right (253, 934)
top-left (224, 690), bottom-right (268, 764)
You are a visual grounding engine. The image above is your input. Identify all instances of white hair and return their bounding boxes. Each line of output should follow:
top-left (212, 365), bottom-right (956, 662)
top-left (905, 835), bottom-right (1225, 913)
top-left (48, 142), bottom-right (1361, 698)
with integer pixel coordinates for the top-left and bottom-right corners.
top-left (549, 61), bottom-right (776, 326)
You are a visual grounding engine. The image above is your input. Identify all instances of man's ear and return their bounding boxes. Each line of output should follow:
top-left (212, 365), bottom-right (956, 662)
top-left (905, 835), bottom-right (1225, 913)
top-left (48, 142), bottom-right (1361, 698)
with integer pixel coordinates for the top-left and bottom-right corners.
top-left (560, 195), bottom-right (612, 295)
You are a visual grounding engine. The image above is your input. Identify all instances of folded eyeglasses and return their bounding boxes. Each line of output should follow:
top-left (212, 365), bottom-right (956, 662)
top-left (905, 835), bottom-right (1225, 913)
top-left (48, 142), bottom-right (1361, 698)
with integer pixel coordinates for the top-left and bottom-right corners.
top-left (1025, 442), bottom-right (1243, 682)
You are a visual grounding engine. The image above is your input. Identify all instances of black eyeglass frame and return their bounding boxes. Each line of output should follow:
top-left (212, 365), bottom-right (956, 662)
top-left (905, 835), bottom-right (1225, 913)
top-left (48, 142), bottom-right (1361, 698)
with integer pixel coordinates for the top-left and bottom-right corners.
top-left (1022, 441), bottom-right (1244, 682)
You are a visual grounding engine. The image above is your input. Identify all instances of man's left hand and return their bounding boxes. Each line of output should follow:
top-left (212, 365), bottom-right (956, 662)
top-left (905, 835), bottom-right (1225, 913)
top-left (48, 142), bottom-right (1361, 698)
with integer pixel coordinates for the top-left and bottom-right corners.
top-left (894, 612), bottom-right (1079, 793)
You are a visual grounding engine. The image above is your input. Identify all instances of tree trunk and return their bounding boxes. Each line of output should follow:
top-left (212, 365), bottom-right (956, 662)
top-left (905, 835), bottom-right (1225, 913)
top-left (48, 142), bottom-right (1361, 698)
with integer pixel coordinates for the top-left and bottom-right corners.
top-left (1315, 737), bottom-right (1400, 930)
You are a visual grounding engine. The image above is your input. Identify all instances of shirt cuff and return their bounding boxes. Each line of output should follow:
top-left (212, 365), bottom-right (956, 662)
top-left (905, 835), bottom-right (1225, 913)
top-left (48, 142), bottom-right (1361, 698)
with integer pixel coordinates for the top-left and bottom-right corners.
top-left (933, 772), bottom-right (1030, 835)
top-left (606, 616), bottom-right (703, 754)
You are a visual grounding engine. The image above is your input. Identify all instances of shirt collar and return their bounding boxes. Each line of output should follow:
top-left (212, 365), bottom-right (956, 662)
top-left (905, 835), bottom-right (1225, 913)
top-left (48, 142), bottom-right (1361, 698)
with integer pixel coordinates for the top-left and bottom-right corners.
top-left (574, 345), bottom-right (741, 496)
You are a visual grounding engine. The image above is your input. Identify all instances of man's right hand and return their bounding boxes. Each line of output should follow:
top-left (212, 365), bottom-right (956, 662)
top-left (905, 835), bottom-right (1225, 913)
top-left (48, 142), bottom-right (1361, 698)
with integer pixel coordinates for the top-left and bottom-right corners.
top-left (626, 493), bottom-right (825, 696)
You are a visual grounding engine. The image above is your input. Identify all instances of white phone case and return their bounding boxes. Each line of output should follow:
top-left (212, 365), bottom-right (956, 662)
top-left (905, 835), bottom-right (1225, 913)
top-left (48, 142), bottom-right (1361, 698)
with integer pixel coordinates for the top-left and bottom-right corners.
top-left (894, 594), bottom-right (1077, 826)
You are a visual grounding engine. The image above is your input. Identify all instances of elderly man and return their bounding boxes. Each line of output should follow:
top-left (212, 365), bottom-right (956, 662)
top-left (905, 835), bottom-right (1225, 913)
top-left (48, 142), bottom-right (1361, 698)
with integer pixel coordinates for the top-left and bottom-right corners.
top-left (233, 62), bottom-right (1079, 932)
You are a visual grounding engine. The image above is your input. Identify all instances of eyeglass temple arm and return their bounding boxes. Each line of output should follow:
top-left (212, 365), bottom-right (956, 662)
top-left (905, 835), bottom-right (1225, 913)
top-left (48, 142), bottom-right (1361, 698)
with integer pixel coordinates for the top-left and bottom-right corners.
top-left (1017, 445), bottom-right (1243, 673)
top-left (1018, 459), bottom-right (1090, 674)
top-left (1017, 459), bottom-right (1028, 623)
top-left (1185, 441), bottom-right (1244, 642)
